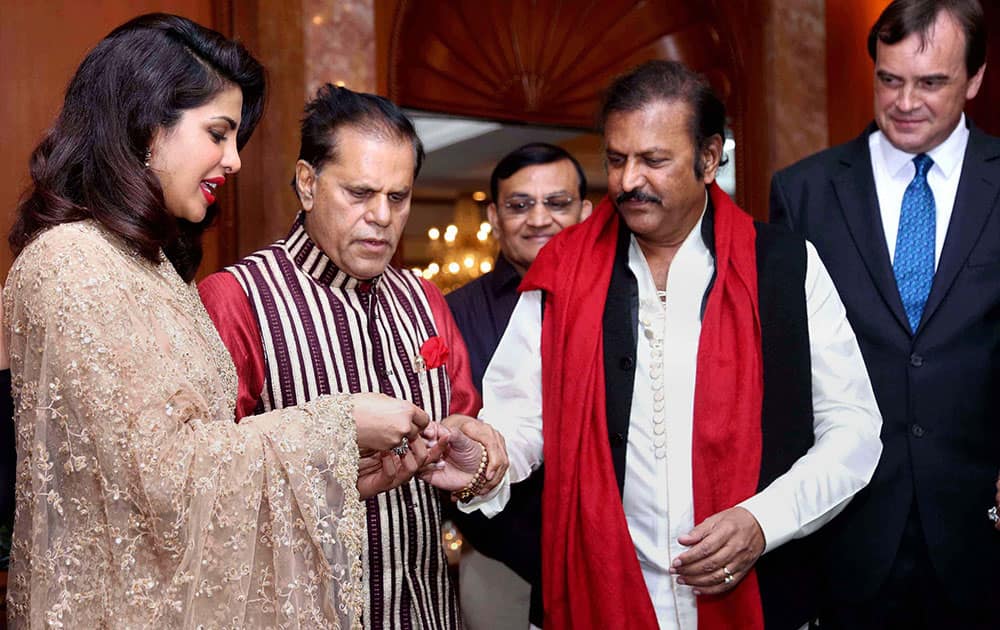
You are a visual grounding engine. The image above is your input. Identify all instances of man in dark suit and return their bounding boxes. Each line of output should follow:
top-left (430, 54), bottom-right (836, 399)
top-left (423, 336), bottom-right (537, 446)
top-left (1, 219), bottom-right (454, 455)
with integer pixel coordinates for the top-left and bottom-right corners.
top-left (770, 1), bottom-right (998, 627)
top-left (446, 142), bottom-right (591, 629)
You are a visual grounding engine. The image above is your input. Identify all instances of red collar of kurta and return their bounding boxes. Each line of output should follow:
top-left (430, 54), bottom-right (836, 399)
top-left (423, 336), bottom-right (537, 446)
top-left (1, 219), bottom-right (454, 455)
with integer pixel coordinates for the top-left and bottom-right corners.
top-left (520, 183), bottom-right (764, 630)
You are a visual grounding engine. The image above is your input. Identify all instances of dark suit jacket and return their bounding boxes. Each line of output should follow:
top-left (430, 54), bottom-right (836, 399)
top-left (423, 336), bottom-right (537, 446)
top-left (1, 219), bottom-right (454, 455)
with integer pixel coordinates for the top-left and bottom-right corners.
top-left (445, 255), bottom-right (521, 394)
top-left (770, 121), bottom-right (1000, 613)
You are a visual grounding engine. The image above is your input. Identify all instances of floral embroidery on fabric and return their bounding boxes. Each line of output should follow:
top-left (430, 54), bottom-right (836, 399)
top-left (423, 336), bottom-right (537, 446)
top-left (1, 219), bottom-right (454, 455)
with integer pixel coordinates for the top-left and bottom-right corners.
top-left (3, 221), bottom-right (366, 629)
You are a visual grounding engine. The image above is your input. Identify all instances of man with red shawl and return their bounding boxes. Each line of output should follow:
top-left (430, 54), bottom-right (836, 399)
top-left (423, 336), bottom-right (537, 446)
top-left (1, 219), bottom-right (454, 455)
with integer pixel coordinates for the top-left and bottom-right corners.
top-left (454, 61), bottom-right (884, 630)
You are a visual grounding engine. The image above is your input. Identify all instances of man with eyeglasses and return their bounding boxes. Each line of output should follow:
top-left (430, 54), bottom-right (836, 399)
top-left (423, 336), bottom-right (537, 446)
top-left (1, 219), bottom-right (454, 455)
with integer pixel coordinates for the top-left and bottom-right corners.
top-left (446, 142), bottom-right (591, 629)
top-left (449, 143), bottom-right (593, 393)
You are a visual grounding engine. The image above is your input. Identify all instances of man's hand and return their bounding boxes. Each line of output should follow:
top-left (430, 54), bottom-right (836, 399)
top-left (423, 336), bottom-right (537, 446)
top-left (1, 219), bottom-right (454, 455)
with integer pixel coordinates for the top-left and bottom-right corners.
top-left (419, 423), bottom-right (484, 492)
top-left (670, 506), bottom-right (765, 595)
top-left (420, 421), bottom-right (452, 466)
top-left (352, 392), bottom-right (430, 453)
top-left (441, 414), bottom-right (509, 492)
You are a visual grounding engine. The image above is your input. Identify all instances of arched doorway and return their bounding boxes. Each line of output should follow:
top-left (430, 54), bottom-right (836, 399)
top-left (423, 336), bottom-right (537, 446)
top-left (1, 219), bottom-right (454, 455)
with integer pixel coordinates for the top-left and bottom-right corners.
top-left (378, 0), bottom-right (753, 206)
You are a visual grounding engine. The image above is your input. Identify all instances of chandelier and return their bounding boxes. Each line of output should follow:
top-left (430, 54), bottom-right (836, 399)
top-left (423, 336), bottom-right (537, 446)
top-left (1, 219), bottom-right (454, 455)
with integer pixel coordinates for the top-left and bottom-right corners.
top-left (412, 196), bottom-right (498, 293)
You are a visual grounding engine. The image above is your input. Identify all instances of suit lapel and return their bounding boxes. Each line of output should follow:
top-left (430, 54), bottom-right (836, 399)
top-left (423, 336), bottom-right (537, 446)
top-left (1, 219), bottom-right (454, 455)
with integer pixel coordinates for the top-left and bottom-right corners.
top-left (920, 126), bottom-right (1000, 330)
top-left (831, 131), bottom-right (912, 332)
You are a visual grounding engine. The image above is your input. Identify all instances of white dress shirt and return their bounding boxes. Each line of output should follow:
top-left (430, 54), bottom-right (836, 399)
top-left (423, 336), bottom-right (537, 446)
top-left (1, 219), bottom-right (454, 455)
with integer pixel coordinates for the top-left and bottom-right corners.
top-left (463, 207), bottom-right (883, 630)
top-left (870, 114), bottom-right (969, 267)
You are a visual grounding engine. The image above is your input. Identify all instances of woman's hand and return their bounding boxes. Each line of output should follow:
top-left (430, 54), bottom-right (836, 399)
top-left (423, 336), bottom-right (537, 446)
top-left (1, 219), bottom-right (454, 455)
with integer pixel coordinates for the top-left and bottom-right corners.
top-left (351, 392), bottom-right (429, 453)
top-left (356, 434), bottom-right (434, 499)
top-left (357, 451), bottom-right (413, 498)
top-left (355, 418), bottom-right (456, 499)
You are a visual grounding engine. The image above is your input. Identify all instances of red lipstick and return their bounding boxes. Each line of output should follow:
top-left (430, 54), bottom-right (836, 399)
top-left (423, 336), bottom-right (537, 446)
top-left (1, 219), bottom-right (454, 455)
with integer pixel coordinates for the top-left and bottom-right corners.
top-left (200, 177), bottom-right (226, 205)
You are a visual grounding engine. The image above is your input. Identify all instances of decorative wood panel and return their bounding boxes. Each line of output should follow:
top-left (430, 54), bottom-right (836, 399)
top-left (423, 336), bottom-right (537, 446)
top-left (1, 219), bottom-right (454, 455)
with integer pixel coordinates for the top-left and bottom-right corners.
top-left (228, 0), bottom-right (307, 263)
top-left (377, 0), bottom-right (822, 221)
top-left (825, 0), bottom-right (886, 146)
top-left (385, 0), bottom-right (735, 128)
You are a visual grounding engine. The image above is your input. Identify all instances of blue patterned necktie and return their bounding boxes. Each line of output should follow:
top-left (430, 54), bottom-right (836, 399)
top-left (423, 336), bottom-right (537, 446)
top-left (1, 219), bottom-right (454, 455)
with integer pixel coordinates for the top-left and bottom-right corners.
top-left (893, 153), bottom-right (936, 333)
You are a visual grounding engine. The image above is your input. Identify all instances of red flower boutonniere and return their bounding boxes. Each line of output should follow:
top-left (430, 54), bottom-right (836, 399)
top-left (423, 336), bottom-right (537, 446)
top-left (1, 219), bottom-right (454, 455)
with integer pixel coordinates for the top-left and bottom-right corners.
top-left (417, 336), bottom-right (449, 371)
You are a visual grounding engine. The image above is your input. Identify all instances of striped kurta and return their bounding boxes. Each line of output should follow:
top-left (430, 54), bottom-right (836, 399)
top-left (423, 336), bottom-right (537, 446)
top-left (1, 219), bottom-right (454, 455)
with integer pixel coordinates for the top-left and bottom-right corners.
top-left (224, 218), bottom-right (461, 629)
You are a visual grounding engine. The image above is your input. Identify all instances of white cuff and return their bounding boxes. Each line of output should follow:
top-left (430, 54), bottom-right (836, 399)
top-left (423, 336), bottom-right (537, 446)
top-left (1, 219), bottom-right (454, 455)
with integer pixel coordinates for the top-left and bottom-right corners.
top-left (737, 490), bottom-right (795, 554)
top-left (456, 469), bottom-right (511, 518)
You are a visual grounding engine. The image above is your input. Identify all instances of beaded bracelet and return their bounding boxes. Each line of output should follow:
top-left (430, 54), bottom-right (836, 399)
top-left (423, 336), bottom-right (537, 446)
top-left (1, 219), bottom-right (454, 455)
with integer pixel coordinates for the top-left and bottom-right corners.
top-left (452, 442), bottom-right (489, 503)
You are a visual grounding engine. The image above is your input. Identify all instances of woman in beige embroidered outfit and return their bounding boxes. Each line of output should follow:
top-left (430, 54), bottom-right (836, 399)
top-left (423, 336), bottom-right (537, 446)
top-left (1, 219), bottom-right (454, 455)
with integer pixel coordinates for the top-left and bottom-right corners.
top-left (3, 14), bottom-right (436, 628)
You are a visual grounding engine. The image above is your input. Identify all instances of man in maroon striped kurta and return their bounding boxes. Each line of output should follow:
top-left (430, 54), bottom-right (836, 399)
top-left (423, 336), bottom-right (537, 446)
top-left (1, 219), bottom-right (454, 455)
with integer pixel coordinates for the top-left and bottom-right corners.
top-left (200, 85), bottom-right (482, 629)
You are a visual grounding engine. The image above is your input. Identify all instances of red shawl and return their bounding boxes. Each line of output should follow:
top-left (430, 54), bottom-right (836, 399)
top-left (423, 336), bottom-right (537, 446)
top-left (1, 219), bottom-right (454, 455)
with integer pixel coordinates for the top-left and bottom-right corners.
top-left (520, 183), bottom-right (764, 630)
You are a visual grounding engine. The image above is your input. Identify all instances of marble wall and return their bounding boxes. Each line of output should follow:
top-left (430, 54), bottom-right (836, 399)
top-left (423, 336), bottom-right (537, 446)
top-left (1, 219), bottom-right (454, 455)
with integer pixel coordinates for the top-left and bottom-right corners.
top-left (303, 0), bottom-right (376, 97)
top-left (767, 0), bottom-right (829, 171)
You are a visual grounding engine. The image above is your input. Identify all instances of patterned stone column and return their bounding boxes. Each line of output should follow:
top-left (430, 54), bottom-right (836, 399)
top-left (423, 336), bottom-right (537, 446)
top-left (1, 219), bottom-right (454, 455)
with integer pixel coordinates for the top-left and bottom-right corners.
top-left (303, 0), bottom-right (376, 97)
top-left (766, 0), bottom-right (829, 171)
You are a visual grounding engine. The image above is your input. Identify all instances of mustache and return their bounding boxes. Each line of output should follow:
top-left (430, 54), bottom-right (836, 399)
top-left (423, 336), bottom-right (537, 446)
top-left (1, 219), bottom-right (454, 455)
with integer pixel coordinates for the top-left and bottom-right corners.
top-left (615, 189), bottom-right (662, 205)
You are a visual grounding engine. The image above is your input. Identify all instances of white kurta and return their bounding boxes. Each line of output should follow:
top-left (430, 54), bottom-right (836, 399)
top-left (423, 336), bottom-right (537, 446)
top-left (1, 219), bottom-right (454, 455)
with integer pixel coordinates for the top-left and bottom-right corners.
top-left (463, 210), bottom-right (883, 629)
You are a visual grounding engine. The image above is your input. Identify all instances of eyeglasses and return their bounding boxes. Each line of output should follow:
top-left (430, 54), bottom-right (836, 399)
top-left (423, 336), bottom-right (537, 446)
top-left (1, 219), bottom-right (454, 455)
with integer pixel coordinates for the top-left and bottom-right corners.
top-left (501, 195), bottom-right (577, 214)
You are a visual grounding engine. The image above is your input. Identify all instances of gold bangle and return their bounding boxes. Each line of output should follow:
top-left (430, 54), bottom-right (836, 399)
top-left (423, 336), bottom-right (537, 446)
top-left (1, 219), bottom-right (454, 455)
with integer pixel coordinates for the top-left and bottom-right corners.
top-left (453, 443), bottom-right (488, 503)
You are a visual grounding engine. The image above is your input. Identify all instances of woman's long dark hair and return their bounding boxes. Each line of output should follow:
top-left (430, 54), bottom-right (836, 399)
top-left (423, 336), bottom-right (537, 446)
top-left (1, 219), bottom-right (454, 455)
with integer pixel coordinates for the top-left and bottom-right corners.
top-left (9, 13), bottom-right (266, 281)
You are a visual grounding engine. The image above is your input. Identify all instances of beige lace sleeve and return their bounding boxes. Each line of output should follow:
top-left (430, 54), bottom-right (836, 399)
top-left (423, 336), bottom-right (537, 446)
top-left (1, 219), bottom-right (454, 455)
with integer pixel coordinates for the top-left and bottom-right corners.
top-left (4, 223), bottom-right (365, 629)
